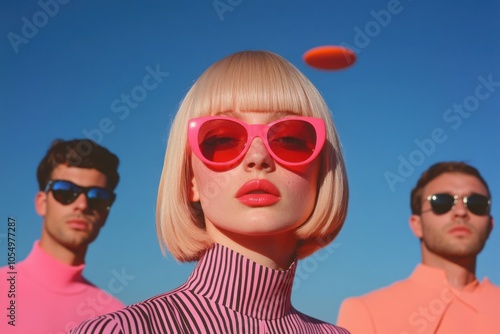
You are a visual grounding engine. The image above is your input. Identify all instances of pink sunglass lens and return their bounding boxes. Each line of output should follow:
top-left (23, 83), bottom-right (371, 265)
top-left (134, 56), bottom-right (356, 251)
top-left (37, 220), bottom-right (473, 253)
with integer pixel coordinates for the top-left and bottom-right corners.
top-left (198, 120), bottom-right (247, 163)
top-left (268, 120), bottom-right (317, 162)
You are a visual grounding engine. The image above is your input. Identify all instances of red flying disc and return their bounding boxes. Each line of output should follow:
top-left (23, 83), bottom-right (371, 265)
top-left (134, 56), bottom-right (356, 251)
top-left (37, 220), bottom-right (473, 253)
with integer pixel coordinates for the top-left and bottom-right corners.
top-left (303, 46), bottom-right (356, 70)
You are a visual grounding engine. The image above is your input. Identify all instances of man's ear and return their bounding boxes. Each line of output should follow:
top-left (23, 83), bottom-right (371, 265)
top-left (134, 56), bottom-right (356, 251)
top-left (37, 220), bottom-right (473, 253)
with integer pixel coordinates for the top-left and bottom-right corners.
top-left (409, 214), bottom-right (423, 239)
top-left (189, 175), bottom-right (200, 202)
top-left (35, 191), bottom-right (47, 217)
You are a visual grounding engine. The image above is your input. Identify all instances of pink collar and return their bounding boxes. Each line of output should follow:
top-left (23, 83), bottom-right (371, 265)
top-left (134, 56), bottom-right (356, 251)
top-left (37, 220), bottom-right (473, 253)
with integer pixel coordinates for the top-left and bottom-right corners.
top-left (22, 241), bottom-right (90, 294)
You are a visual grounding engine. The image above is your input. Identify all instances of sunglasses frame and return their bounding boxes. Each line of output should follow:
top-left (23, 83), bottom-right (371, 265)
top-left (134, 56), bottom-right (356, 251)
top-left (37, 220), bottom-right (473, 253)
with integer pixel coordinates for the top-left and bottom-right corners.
top-left (44, 180), bottom-right (116, 211)
top-left (188, 116), bottom-right (326, 169)
top-left (424, 193), bottom-right (491, 216)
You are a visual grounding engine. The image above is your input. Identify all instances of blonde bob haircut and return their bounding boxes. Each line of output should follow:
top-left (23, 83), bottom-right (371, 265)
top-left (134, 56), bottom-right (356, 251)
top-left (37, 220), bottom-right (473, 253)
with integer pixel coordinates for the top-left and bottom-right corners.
top-left (157, 50), bottom-right (349, 262)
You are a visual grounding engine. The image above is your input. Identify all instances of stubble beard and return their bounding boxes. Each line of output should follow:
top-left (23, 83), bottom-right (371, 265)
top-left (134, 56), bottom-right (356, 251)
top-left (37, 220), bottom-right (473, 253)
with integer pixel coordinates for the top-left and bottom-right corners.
top-left (422, 220), bottom-right (489, 260)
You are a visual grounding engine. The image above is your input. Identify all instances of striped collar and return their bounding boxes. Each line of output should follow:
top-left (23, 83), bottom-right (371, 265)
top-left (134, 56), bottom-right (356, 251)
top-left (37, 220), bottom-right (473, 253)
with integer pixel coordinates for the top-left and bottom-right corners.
top-left (185, 243), bottom-right (297, 320)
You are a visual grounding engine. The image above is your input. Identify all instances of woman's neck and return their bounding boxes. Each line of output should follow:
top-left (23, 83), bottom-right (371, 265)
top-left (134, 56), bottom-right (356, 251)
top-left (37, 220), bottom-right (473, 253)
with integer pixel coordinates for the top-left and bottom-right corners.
top-left (206, 223), bottom-right (298, 270)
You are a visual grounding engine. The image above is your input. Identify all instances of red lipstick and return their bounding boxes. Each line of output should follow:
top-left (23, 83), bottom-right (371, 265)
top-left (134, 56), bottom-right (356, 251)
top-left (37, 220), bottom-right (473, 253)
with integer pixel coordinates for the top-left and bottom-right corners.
top-left (236, 179), bottom-right (281, 207)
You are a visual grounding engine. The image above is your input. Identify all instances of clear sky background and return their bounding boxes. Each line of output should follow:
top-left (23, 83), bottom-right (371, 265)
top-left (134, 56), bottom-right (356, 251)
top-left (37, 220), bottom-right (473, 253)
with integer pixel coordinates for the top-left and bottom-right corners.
top-left (1, 0), bottom-right (499, 325)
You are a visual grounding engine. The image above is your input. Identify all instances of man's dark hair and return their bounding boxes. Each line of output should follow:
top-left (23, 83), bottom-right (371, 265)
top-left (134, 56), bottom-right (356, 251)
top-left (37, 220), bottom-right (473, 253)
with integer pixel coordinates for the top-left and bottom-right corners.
top-left (410, 161), bottom-right (490, 215)
top-left (37, 139), bottom-right (120, 191)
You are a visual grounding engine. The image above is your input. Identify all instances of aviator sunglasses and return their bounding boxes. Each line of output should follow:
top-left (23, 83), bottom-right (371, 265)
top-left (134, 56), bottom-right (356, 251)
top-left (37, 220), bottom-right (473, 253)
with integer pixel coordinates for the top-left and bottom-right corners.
top-left (188, 116), bottom-right (326, 168)
top-left (45, 180), bottom-right (116, 211)
top-left (425, 193), bottom-right (491, 216)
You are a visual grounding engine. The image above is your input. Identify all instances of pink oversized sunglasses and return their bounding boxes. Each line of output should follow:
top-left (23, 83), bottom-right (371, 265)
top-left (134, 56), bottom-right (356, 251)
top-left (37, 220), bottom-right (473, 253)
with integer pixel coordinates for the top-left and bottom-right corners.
top-left (188, 116), bottom-right (326, 169)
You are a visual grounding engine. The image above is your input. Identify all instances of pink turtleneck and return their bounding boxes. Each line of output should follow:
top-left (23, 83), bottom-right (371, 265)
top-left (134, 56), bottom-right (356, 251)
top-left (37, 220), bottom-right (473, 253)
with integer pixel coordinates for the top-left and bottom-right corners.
top-left (0, 241), bottom-right (124, 334)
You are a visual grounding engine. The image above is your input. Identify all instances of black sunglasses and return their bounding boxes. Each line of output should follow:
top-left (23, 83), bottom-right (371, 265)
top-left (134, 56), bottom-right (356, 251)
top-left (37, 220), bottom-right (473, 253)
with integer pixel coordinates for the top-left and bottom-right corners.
top-left (425, 193), bottom-right (491, 216)
top-left (45, 180), bottom-right (116, 211)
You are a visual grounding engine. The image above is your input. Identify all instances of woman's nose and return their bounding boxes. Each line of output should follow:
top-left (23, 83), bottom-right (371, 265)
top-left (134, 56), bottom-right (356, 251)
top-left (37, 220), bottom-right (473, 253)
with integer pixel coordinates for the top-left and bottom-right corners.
top-left (242, 137), bottom-right (275, 171)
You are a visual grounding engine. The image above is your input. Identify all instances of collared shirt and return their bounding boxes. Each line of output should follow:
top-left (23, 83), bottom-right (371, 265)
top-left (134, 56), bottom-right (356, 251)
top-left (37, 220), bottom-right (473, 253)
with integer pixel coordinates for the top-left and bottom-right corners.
top-left (337, 264), bottom-right (500, 334)
top-left (0, 241), bottom-right (124, 334)
top-left (69, 243), bottom-right (349, 334)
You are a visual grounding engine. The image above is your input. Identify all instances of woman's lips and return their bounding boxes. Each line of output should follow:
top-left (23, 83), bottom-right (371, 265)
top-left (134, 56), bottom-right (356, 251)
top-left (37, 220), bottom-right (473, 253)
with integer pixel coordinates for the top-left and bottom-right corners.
top-left (236, 179), bottom-right (281, 207)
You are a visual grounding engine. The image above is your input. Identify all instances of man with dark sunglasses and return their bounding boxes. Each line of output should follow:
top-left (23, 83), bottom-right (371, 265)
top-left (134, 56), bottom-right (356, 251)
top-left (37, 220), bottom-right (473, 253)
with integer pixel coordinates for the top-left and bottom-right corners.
top-left (0, 139), bottom-right (125, 334)
top-left (337, 161), bottom-right (500, 334)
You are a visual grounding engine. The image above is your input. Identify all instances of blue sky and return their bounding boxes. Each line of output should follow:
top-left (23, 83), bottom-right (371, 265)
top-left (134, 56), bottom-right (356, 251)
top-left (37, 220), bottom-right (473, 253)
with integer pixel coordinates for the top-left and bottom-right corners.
top-left (1, 0), bottom-right (499, 325)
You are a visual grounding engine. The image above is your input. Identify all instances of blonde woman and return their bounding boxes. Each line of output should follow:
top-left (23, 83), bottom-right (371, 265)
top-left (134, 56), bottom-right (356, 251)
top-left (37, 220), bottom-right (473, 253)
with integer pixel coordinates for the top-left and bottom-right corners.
top-left (70, 50), bottom-right (350, 334)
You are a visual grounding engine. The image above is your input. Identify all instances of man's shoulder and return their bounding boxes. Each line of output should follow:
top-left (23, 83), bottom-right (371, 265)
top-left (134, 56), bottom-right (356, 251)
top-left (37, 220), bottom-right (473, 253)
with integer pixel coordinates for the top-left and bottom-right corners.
top-left (345, 276), bottom-right (413, 304)
top-left (78, 276), bottom-right (125, 310)
top-left (481, 278), bottom-right (500, 294)
top-left (0, 258), bottom-right (27, 273)
top-left (337, 278), bottom-right (415, 333)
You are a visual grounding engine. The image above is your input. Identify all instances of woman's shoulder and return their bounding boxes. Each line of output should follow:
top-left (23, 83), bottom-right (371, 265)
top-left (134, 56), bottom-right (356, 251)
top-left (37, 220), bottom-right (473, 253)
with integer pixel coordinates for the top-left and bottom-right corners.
top-left (68, 288), bottom-right (192, 334)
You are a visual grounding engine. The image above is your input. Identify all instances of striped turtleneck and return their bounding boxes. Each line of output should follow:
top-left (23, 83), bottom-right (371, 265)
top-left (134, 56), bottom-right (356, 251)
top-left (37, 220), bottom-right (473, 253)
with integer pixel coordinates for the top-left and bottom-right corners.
top-left (69, 243), bottom-right (349, 334)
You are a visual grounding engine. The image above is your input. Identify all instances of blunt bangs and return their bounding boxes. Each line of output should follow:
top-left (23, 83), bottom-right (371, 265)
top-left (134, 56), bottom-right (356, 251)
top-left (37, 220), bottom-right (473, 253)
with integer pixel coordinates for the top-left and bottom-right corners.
top-left (186, 51), bottom-right (326, 118)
